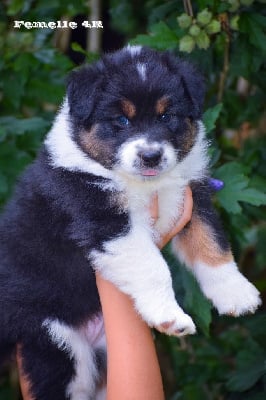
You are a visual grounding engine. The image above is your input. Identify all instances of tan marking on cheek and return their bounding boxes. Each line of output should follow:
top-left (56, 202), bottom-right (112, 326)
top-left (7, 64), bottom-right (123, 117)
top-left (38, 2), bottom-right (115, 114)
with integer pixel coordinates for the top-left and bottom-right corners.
top-left (80, 124), bottom-right (100, 156)
top-left (173, 215), bottom-right (233, 267)
top-left (155, 96), bottom-right (169, 115)
top-left (181, 119), bottom-right (197, 155)
top-left (121, 99), bottom-right (136, 118)
top-left (79, 124), bottom-right (113, 167)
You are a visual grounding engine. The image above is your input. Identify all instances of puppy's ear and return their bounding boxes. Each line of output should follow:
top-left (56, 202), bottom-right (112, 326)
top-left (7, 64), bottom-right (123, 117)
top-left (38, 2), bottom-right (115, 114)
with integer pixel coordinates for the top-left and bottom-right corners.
top-left (178, 60), bottom-right (206, 119)
top-left (162, 53), bottom-right (206, 118)
top-left (66, 64), bottom-right (103, 122)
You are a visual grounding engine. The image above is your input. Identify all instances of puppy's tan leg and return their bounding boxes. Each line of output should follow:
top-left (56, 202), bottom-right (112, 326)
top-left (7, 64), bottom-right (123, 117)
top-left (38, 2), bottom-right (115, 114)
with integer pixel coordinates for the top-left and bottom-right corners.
top-left (173, 214), bottom-right (233, 268)
top-left (172, 181), bottom-right (261, 316)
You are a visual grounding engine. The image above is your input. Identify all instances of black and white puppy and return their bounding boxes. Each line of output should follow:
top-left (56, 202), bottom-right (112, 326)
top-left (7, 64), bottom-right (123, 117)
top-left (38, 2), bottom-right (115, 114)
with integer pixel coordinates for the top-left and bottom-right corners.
top-left (0, 46), bottom-right (261, 400)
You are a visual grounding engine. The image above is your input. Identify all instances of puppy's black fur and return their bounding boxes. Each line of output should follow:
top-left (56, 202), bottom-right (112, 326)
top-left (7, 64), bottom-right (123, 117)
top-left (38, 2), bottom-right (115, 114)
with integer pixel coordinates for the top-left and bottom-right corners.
top-left (0, 46), bottom-right (260, 400)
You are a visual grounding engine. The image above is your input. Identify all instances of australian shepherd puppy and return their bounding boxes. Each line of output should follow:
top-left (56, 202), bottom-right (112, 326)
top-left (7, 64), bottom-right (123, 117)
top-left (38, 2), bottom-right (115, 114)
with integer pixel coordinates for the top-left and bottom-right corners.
top-left (0, 46), bottom-right (261, 400)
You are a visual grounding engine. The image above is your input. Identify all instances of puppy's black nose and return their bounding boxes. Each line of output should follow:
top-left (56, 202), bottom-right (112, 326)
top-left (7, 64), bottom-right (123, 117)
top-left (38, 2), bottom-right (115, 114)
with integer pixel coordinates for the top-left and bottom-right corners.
top-left (138, 149), bottom-right (163, 167)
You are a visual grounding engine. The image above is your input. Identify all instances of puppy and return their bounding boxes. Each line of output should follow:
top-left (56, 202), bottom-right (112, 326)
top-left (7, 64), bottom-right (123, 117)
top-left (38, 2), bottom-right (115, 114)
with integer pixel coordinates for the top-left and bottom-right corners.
top-left (0, 46), bottom-right (261, 400)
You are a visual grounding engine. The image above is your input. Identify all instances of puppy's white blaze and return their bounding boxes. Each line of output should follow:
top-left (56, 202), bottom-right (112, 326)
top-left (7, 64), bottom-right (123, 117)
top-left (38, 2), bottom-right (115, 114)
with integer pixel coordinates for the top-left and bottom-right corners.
top-left (44, 99), bottom-right (114, 181)
top-left (43, 319), bottom-right (98, 400)
top-left (136, 62), bottom-right (147, 81)
top-left (192, 261), bottom-right (262, 316)
top-left (126, 44), bottom-right (142, 56)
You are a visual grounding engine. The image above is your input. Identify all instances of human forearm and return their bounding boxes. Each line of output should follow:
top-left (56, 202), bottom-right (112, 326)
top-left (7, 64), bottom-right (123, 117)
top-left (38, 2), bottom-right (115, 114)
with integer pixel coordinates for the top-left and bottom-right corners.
top-left (96, 273), bottom-right (164, 400)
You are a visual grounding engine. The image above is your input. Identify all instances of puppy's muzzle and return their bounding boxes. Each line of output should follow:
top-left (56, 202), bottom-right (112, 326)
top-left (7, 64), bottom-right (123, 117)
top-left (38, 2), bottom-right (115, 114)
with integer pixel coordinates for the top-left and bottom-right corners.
top-left (137, 148), bottom-right (163, 168)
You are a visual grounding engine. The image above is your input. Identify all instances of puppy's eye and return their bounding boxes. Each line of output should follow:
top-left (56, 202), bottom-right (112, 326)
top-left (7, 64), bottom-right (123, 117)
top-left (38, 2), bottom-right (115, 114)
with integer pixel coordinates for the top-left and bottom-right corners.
top-left (157, 113), bottom-right (172, 123)
top-left (115, 115), bottom-right (130, 126)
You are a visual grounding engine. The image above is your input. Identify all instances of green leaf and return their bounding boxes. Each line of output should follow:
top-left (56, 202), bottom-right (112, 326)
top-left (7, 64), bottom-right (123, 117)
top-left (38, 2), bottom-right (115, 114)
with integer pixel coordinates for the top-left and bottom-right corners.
top-left (109, 0), bottom-right (137, 35)
top-left (203, 103), bottom-right (223, 134)
top-left (0, 116), bottom-right (50, 135)
top-left (183, 383), bottom-right (207, 399)
top-left (227, 348), bottom-right (266, 392)
top-left (243, 314), bottom-right (266, 341)
top-left (214, 162), bottom-right (266, 214)
top-left (208, 146), bottom-right (222, 167)
top-left (6, 0), bottom-right (24, 15)
top-left (256, 226), bottom-right (266, 271)
top-left (180, 267), bottom-right (212, 336)
top-left (237, 187), bottom-right (266, 206)
top-left (131, 22), bottom-right (178, 50)
top-left (239, 13), bottom-right (266, 52)
top-left (71, 42), bottom-right (87, 56)
top-left (34, 49), bottom-right (57, 64)
top-left (149, 0), bottom-right (177, 25)
top-left (2, 71), bottom-right (26, 110)
top-left (249, 24), bottom-right (266, 52)
top-left (71, 43), bottom-right (99, 63)
top-left (0, 173), bottom-right (8, 194)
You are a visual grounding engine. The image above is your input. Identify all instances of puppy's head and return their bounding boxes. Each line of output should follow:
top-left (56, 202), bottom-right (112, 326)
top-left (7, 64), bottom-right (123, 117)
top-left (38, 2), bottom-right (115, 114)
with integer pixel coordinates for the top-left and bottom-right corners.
top-left (67, 46), bottom-right (205, 181)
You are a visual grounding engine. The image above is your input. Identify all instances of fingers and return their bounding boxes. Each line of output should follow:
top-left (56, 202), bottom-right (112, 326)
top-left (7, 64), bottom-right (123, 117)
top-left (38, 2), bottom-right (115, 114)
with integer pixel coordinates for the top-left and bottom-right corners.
top-left (148, 192), bottom-right (159, 223)
top-left (169, 186), bottom-right (193, 235)
top-left (152, 186), bottom-right (193, 249)
top-left (17, 345), bottom-right (34, 400)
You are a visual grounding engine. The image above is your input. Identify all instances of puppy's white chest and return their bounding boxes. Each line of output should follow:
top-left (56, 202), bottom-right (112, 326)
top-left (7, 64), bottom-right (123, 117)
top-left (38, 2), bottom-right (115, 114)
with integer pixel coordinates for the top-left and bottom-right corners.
top-left (125, 183), bottom-right (186, 236)
top-left (154, 185), bottom-right (186, 235)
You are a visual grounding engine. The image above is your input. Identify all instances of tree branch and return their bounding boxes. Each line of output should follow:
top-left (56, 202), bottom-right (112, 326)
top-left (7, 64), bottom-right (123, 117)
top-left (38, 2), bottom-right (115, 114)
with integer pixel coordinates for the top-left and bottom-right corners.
top-left (218, 33), bottom-right (230, 102)
top-left (183, 0), bottom-right (194, 17)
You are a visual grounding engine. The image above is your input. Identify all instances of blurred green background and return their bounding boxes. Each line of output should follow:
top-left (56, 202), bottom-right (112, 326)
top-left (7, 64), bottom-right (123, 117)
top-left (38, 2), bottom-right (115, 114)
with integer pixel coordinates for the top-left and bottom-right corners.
top-left (0, 0), bottom-right (266, 399)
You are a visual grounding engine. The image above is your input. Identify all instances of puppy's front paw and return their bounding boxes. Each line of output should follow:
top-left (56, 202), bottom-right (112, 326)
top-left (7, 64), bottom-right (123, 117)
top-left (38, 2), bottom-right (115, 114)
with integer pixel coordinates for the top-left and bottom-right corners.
top-left (196, 262), bottom-right (261, 316)
top-left (153, 310), bottom-right (196, 337)
top-left (135, 296), bottom-right (196, 337)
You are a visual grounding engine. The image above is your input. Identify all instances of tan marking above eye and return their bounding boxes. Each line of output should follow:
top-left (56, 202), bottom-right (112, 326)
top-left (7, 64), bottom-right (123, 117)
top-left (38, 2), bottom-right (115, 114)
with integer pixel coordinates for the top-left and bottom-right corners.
top-left (121, 99), bottom-right (136, 118)
top-left (155, 96), bottom-right (169, 115)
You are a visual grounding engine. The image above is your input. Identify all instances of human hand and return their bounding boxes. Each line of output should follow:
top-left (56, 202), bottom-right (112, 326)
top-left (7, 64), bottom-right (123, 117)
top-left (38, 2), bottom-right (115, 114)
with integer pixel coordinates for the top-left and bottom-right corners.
top-left (149, 186), bottom-right (193, 249)
top-left (17, 345), bottom-right (33, 400)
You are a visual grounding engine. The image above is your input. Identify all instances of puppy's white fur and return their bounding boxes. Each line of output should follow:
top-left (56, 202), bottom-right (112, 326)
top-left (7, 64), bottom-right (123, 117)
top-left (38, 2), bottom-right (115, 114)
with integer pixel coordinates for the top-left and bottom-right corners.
top-left (43, 319), bottom-right (98, 400)
top-left (45, 101), bottom-right (208, 334)
top-left (45, 99), bottom-right (260, 330)
top-left (91, 223), bottom-right (196, 335)
top-left (136, 62), bottom-right (147, 81)
top-left (193, 261), bottom-right (261, 315)
top-left (126, 44), bottom-right (142, 56)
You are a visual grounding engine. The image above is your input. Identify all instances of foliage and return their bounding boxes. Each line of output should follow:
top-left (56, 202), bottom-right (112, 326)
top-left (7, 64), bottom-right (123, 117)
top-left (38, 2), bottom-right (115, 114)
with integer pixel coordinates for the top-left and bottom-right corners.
top-left (1, 0), bottom-right (266, 399)
top-left (0, 0), bottom-right (87, 208)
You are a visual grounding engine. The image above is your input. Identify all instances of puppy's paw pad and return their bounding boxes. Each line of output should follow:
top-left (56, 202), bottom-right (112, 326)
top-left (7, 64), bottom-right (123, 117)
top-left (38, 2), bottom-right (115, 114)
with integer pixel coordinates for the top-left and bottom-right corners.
top-left (158, 321), bottom-right (175, 330)
top-left (155, 314), bottom-right (196, 337)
